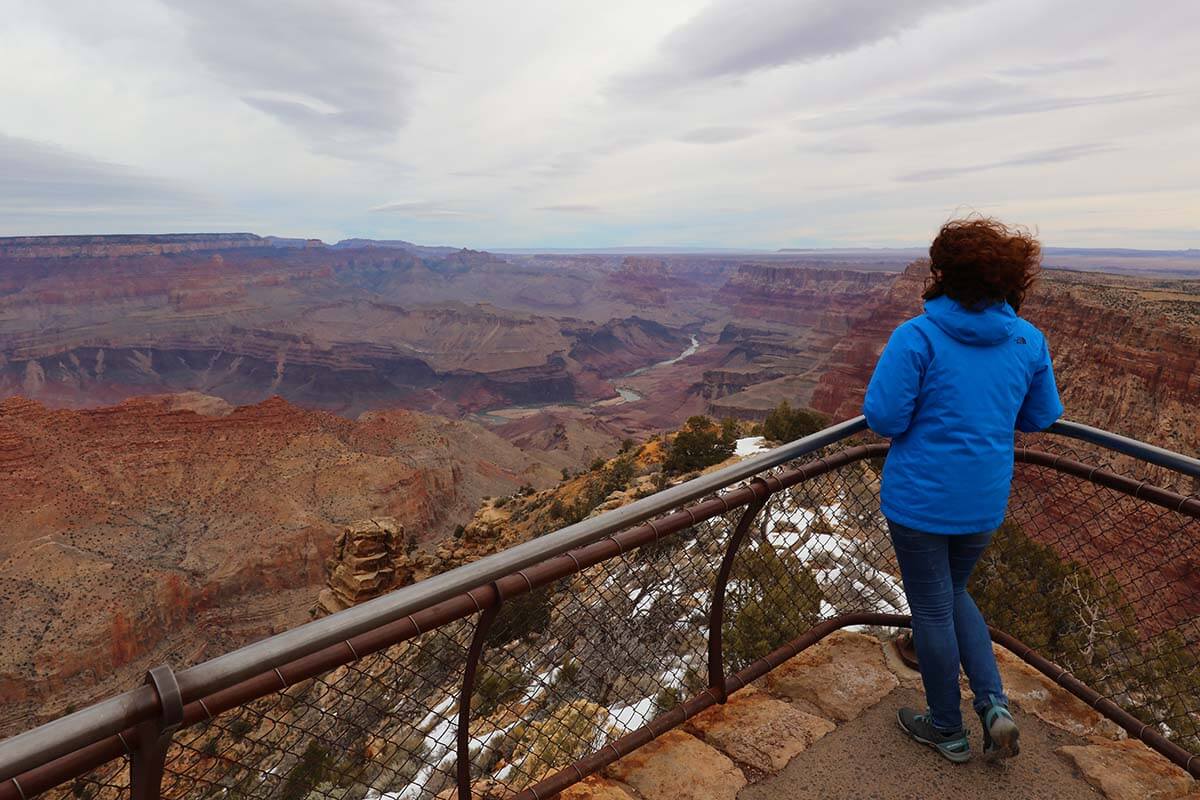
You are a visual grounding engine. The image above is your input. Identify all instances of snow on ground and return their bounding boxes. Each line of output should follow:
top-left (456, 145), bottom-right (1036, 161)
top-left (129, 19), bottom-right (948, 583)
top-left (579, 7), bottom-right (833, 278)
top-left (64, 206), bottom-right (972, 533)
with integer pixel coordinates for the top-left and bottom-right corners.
top-left (607, 695), bottom-right (657, 733)
top-left (369, 696), bottom-right (458, 799)
top-left (517, 665), bottom-right (563, 706)
top-left (762, 503), bottom-right (820, 539)
top-left (735, 436), bottom-right (769, 457)
top-left (795, 532), bottom-right (852, 563)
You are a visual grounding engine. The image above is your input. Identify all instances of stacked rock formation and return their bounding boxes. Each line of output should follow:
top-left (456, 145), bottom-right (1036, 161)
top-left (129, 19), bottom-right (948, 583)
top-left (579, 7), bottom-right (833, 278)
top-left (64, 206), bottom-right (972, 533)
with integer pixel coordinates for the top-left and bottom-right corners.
top-left (315, 518), bottom-right (413, 616)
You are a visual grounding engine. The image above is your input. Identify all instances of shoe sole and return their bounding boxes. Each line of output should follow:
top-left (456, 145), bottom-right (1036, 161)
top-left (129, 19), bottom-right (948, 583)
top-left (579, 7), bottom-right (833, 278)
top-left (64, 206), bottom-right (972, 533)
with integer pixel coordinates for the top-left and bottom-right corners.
top-left (984, 715), bottom-right (1021, 762)
top-left (896, 711), bottom-right (971, 764)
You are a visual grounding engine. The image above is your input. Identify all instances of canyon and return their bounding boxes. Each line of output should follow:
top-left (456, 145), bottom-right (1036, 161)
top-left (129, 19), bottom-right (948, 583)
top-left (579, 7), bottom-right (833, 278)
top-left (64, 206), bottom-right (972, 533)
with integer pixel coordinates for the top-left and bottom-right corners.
top-left (0, 392), bottom-right (559, 733)
top-left (2, 233), bottom-right (1198, 739)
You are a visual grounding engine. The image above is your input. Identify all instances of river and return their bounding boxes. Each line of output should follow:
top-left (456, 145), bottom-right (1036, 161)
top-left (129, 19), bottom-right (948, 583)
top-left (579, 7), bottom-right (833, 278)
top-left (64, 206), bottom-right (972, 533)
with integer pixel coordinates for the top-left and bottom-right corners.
top-left (623, 335), bottom-right (700, 379)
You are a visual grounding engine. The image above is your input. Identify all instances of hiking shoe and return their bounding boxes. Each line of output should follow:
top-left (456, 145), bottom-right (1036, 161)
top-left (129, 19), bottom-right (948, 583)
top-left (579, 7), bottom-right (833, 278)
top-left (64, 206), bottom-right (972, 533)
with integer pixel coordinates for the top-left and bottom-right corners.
top-left (897, 707), bottom-right (971, 763)
top-left (979, 703), bottom-right (1020, 761)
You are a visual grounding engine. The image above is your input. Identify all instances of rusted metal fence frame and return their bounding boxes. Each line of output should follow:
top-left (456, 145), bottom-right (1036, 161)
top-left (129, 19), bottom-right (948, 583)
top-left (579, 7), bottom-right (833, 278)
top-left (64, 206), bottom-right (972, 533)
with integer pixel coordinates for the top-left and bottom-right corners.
top-left (2, 417), bottom-right (1199, 799)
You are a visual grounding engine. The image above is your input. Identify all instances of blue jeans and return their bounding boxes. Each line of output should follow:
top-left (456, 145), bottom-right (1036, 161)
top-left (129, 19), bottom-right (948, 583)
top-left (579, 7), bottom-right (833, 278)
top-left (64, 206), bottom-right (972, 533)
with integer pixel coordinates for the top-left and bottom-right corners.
top-left (888, 519), bottom-right (1008, 733)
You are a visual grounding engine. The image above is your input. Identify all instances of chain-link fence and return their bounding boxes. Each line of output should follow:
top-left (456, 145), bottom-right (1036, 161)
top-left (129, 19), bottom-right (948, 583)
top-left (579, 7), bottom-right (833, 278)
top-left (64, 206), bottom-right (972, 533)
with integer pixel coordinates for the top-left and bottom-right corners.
top-left (6, 426), bottom-right (1199, 800)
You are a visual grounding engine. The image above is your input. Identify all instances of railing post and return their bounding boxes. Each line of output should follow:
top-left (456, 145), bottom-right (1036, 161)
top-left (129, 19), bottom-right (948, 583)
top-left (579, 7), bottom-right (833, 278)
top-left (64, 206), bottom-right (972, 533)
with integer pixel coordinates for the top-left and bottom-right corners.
top-left (707, 478), bottom-right (772, 704)
top-left (458, 584), bottom-right (501, 800)
top-left (128, 665), bottom-right (183, 800)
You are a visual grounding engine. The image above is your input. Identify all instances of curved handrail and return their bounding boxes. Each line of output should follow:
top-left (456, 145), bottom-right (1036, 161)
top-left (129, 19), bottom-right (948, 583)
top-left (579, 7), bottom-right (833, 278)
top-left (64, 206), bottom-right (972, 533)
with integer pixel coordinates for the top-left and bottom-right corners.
top-left (0, 416), bottom-right (870, 782)
top-left (1047, 419), bottom-right (1200, 480)
top-left (1, 413), bottom-right (1196, 785)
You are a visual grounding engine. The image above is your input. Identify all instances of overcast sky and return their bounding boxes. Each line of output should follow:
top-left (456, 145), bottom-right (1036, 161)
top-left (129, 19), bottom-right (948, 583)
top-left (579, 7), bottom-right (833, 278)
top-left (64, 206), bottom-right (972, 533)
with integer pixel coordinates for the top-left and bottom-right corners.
top-left (2, 0), bottom-right (1198, 248)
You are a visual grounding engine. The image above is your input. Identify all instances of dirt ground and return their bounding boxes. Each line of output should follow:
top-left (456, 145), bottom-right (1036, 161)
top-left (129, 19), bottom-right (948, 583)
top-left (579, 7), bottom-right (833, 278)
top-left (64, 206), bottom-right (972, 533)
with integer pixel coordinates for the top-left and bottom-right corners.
top-left (738, 687), bottom-right (1103, 800)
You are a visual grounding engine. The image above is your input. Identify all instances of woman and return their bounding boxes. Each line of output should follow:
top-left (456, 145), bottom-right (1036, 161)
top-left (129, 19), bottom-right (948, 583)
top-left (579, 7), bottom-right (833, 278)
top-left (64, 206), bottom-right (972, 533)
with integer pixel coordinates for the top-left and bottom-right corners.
top-left (863, 217), bottom-right (1063, 763)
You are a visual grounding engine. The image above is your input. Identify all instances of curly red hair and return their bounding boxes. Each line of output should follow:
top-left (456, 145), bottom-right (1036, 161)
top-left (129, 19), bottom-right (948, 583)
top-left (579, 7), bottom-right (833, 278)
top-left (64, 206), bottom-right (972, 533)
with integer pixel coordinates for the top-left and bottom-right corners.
top-left (925, 217), bottom-right (1042, 311)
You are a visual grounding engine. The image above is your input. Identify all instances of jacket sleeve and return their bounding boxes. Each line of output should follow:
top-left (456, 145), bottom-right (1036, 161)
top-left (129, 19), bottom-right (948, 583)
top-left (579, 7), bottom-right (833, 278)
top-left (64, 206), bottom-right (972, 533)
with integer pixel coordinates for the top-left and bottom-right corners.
top-left (863, 323), bottom-right (928, 438)
top-left (1015, 334), bottom-right (1064, 432)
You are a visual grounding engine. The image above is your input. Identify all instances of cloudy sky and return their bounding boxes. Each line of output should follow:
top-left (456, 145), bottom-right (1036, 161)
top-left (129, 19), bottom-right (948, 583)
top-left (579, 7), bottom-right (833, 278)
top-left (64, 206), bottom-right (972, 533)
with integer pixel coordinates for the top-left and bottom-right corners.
top-left (2, 0), bottom-right (1198, 248)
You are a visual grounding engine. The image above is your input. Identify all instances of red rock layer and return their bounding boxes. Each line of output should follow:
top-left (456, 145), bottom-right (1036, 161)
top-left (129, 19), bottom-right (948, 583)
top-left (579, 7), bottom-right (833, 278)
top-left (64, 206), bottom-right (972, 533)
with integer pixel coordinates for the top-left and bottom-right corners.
top-left (810, 263), bottom-right (1200, 462)
top-left (0, 394), bottom-right (556, 736)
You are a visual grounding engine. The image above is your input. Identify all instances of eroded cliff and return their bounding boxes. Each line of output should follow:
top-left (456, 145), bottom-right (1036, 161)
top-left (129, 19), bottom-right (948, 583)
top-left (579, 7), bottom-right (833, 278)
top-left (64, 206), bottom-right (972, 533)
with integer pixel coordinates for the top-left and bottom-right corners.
top-left (0, 393), bottom-right (558, 733)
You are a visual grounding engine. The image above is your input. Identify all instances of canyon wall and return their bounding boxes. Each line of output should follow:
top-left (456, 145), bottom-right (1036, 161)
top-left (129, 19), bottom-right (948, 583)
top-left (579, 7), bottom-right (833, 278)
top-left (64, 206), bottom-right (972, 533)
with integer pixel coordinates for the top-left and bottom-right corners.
top-left (0, 393), bottom-right (558, 734)
top-left (809, 262), bottom-right (1200, 463)
top-left (0, 240), bottom-right (689, 417)
top-left (0, 233), bottom-right (271, 259)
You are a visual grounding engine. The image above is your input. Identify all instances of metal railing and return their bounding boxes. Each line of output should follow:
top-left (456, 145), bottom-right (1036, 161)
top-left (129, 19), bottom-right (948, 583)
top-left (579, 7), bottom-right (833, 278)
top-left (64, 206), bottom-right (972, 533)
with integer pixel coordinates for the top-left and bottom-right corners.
top-left (1, 416), bottom-right (1198, 799)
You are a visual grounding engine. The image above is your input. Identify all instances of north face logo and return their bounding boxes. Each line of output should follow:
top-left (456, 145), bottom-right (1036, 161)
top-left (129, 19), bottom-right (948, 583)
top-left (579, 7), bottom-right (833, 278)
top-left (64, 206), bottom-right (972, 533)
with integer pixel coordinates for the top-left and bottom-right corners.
top-left (1014, 336), bottom-right (1027, 345)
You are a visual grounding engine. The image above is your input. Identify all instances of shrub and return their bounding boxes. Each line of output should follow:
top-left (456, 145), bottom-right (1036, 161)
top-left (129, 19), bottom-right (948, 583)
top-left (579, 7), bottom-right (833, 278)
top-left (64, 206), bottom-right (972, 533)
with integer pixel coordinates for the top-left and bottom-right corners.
top-left (487, 584), bottom-right (559, 646)
top-left (280, 741), bottom-right (334, 800)
top-left (227, 717), bottom-right (254, 739)
top-left (724, 544), bottom-right (823, 670)
top-left (474, 663), bottom-right (526, 718)
top-left (970, 522), bottom-right (1135, 669)
top-left (663, 416), bottom-right (734, 475)
top-left (547, 455), bottom-right (637, 527)
top-left (762, 401), bottom-right (826, 443)
top-left (972, 521), bottom-right (1200, 752)
top-left (652, 685), bottom-right (681, 715)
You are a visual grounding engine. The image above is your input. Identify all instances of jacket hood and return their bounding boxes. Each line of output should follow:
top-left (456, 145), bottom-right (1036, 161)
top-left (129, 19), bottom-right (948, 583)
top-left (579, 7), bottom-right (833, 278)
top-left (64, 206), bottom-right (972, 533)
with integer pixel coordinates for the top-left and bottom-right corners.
top-left (923, 295), bottom-right (1017, 346)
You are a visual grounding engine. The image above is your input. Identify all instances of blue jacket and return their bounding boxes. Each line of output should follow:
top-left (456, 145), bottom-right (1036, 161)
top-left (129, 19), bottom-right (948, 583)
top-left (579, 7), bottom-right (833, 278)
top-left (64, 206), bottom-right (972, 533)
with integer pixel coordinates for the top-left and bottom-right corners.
top-left (862, 295), bottom-right (1063, 534)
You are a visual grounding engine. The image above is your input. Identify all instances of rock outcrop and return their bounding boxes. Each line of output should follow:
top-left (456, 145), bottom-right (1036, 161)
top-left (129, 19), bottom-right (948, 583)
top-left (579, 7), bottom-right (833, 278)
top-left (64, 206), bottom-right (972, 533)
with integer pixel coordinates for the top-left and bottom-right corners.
top-left (315, 518), bottom-right (414, 616)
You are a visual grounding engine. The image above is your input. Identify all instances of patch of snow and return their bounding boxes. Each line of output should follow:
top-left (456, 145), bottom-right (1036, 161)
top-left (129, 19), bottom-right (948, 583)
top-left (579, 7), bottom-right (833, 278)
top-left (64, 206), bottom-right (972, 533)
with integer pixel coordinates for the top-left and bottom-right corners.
top-left (735, 436), bottom-right (769, 457)
top-left (763, 504), bottom-right (818, 540)
top-left (795, 533), bottom-right (853, 563)
top-left (607, 695), bottom-right (657, 733)
top-left (767, 529), bottom-right (803, 550)
top-left (819, 503), bottom-right (845, 525)
top-left (386, 696), bottom-right (459, 799)
top-left (517, 666), bottom-right (562, 706)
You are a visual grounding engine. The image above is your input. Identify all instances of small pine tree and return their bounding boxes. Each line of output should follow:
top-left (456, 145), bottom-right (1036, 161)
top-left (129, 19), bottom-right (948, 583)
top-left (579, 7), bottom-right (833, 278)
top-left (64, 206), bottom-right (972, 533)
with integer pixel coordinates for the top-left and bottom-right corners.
top-left (762, 401), bottom-right (827, 443)
top-left (663, 416), bottom-right (735, 475)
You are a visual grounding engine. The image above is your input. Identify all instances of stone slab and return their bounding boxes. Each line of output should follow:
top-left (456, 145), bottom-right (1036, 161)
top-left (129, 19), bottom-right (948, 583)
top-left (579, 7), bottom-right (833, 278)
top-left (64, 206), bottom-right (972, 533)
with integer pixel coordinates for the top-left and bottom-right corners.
top-left (688, 685), bottom-right (836, 772)
top-left (605, 729), bottom-right (746, 800)
top-left (994, 645), bottom-right (1125, 740)
top-left (880, 636), bottom-right (923, 688)
top-left (557, 775), bottom-right (639, 799)
top-left (764, 630), bottom-right (899, 721)
top-left (1058, 739), bottom-right (1196, 800)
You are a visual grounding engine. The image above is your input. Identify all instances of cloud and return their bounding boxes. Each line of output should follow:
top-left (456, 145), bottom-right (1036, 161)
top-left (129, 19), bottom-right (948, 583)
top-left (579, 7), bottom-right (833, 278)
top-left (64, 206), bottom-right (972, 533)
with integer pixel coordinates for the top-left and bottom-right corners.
top-left (160, 0), bottom-right (416, 156)
top-left (803, 80), bottom-right (1161, 130)
top-left (369, 201), bottom-right (472, 218)
top-left (676, 125), bottom-right (760, 144)
top-left (896, 143), bottom-right (1116, 182)
top-left (0, 132), bottom-right (200, 216)
top-left (997, 56), bottom-right (1110, 78)
top-left (805, 140), bottom-right (875, 155)
top-left (536, 204), bottom-right (603, 213)
top-left (530, 136), bottom-right (650, 179)
top-left (874, 90), bottom-right (1158, 127)
top-left (615, 0), bottom-right (971, 96)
